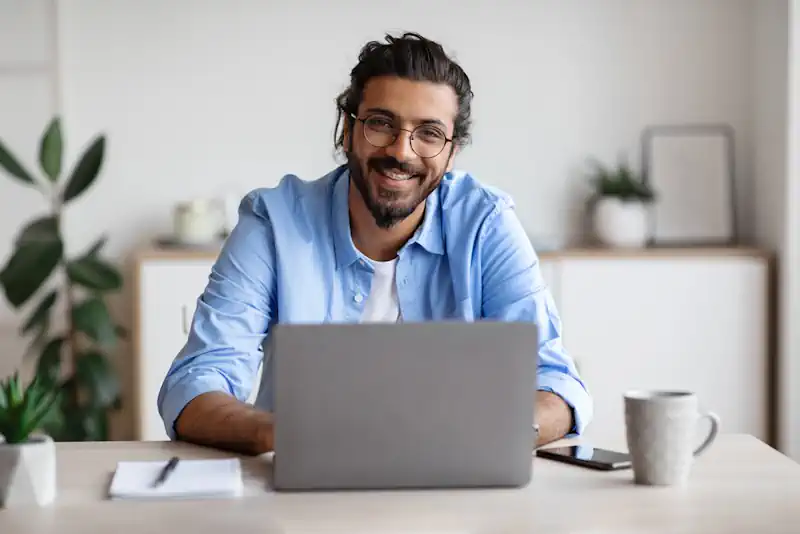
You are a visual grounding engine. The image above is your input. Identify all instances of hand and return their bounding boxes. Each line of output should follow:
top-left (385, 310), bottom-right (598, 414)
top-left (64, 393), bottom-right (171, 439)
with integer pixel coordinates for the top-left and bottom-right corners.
top-left (253, 413), bottom-right (275, 454)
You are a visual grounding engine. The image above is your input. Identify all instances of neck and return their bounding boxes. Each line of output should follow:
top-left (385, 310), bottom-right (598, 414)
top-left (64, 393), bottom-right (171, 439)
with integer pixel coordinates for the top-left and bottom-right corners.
top-left (348, 183), bottom-right (425, 261)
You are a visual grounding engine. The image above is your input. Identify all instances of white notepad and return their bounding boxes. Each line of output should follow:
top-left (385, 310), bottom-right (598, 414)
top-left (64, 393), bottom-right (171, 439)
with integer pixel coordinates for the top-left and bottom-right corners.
top-left (108, 458), bottom-right (243, 500)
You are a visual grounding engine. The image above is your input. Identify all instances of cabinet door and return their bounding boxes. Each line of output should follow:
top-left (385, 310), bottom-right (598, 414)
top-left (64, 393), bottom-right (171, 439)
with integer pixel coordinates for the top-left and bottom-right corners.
top-left (558, 256), bottom-right (768, 450)
top-left (137, 259), bottom-right (264, 441)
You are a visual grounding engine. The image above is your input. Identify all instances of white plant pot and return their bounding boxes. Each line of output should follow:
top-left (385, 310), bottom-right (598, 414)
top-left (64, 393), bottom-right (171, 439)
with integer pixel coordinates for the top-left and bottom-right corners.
top-left (593, 197), bottom-right (650, 248)
top-left (0, 434), bottom-right (57, 508)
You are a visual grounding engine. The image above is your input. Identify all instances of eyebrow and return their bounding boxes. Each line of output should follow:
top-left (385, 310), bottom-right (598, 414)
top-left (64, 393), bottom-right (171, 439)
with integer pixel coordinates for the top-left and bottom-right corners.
top-left (364, 107), bottom-right (448, 129)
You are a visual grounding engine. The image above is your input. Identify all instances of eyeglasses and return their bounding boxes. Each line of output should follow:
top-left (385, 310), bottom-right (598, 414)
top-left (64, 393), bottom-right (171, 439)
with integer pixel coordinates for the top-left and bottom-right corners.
top-left (348, 112), bottom-right (453, 159)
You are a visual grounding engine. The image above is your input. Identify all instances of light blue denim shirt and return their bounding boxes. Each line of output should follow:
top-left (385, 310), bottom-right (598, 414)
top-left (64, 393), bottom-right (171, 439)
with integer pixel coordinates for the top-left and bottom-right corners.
top-left (157, 164), bottom-right (593, 439)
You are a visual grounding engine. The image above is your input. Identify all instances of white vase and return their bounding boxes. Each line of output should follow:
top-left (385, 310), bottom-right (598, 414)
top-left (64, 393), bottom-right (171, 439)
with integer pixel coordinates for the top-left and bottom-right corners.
top-left (593, 197), bottom-right (650, 248)
top-left (0, 434), bottom-right (57, 507)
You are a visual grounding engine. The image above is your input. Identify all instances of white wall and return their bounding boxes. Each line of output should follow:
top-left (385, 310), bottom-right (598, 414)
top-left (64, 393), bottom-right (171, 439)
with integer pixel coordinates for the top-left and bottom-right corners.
top-left (754, 1), bottom-right (790, 251)
top-left (0, 0), bottom-right (790, 439)
top-left (751, 1), bottom-right (791, 455)
top-left (781, 0), bottom-right (800, 460)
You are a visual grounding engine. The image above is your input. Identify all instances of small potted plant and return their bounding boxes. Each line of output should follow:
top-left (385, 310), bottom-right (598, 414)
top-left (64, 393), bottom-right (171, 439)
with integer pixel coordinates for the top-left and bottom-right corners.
top-left (0, 372), bottom-right (61, 508)
top-left (587, 156), bottom-right (656, 247)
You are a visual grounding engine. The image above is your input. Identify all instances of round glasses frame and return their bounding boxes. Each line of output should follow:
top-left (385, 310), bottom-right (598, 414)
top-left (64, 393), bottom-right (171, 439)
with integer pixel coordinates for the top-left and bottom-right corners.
top-left (348, 112), bottom-right (453, 159)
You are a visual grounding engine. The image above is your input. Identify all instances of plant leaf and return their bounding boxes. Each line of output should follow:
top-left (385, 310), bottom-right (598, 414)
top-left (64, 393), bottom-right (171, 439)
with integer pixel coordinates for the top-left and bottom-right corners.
top-left (8, 373), bottom-right (22, 407)
top-left (61, 135), bottom-right (105, 204)
top-left (21, 290), bottom-right (58, 335)
top-left (66, 256), bottom-right (122, 292)
top-left (53, 396), bottom-right (108, 441)
top-left (15, 216), bottom-right (59, 247)
top-left (75, 350), bottom-right (119, 408)
top-left (0, 238), bottom-right (63, 308)
top-left (0, 138), bottom-right (35, 185)
top-left (72, 297), bottom-right (116, 347)
top-left (36, 337), bottom-right (64, 386)
top-left (61, 400), bottom-right (90, 441)
top-left (39, 117), bottom-right (62, 182)
top-left (0, 411), bottom-right (9, 438)
top-left (83, 235), bottom-right (108, 258)
top-left (20, 381), bottom-right (62, 441)
top-left (37, 398), bottom-right (65, 440)
top-left (17, 378), bottom-right (38, 440)
top-left (80, 408), bottom-right (108, 441)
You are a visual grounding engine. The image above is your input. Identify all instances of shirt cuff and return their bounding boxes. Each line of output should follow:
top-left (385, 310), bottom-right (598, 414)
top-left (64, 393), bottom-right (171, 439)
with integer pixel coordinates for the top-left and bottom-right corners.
top-left (158, 374), bottom-right (231, 440)
top-left (537, 372), bottom-right (593, 437)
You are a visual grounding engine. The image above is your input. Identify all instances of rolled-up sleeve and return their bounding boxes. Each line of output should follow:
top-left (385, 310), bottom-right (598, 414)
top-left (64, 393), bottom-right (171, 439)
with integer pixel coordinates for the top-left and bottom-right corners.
top-left (478, 204), bottom-right (593, 436)
top-left (157, 191), bottom-right (277, 440)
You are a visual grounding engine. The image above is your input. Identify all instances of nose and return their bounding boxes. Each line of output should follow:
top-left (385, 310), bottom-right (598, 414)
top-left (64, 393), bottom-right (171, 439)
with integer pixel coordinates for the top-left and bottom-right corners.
top-left (383, 129), bottom-right (416, 163)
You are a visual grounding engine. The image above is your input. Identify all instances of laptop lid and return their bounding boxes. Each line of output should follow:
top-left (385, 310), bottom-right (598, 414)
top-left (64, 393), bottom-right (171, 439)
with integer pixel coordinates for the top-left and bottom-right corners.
top-left (270, 321), bottom-right (538, 490)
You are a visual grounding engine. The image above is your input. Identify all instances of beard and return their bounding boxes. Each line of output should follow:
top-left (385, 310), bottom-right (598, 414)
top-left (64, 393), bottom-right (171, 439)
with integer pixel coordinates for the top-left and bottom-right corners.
top-left (346, 151), bottom-right (443, 229)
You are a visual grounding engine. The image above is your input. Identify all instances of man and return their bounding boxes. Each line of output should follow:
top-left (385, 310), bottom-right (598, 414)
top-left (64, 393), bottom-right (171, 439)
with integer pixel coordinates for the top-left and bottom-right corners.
top-left (157, 32), bottom-right (592, 455)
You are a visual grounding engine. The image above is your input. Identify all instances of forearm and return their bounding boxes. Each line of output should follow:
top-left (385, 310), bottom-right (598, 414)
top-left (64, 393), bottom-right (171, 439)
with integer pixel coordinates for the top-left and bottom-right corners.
top-left (174, 391), bottom-right (274, 456)
top-left (535, 390), bottom-right (574, 446)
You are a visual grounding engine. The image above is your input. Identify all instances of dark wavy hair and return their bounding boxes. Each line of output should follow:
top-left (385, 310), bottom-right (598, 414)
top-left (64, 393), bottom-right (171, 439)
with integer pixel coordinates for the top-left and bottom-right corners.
top-left (334, 32), bottom-right (474, 154)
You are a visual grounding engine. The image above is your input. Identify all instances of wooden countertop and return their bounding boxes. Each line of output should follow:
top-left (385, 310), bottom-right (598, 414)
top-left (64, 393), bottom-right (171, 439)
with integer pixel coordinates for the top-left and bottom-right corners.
top-left (134, 244), bottom-right (772, 263)
top-left (1, 435), bottom-right (798, 533)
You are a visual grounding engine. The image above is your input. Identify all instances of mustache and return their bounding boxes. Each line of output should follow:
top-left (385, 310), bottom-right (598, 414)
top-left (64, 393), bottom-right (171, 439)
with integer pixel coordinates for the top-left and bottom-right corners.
top-left (368, 156), bottom-right (423, 177)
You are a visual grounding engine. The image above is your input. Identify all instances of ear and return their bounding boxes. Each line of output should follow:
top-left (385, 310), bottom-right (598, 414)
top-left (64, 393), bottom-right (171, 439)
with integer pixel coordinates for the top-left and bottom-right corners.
top-left (445, 145), bottom-right (460, 173)
top-left (342, 114), bottom-right (352, 150)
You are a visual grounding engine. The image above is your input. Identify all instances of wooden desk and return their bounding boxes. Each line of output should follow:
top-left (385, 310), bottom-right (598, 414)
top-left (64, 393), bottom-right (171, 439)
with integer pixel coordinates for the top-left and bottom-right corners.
top-left (2, 434), bottom-right (799, 533)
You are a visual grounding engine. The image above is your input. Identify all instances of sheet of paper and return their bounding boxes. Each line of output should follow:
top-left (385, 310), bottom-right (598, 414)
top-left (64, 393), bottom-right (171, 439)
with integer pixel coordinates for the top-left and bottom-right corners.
top-left (108, 458), bottom-right (243, 500)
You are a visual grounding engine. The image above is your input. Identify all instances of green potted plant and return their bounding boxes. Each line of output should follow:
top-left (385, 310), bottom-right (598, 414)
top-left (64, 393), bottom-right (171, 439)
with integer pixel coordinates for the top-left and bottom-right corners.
top-left (0, 372), bottom-right (61, 507)
top-left (587, 156), bottom-right (656, 247)
top-left (0, 117), bottom-right (124, 441)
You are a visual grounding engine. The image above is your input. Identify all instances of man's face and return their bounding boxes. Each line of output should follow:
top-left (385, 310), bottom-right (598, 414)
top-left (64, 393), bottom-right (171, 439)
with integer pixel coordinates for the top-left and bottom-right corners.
top-left (344, 76), bottom-right (459, 229)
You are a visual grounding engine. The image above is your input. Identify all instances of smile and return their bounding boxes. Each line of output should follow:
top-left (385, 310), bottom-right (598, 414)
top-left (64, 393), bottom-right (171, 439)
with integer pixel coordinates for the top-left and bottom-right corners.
top-left (371, 169), bottom-right (418, 191)
top-left (378, 169), bottom-right (416, 181)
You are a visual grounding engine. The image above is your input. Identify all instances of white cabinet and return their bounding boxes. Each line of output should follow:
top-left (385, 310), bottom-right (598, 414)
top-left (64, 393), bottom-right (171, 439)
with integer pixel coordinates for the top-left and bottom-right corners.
top-left (557, 254), bottom-right (770, 450)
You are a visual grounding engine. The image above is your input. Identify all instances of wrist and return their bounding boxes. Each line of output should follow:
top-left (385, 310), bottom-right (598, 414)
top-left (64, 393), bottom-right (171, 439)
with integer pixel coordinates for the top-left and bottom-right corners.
top-left (252, 411), bottom-right (274, 454)
top-left (535, 390), bottom-right (573, 445)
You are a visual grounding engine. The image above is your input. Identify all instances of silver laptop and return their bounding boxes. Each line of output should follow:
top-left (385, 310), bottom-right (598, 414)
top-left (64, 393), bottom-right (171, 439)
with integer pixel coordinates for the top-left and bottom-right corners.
top-left (267, 320), bottom-right (537, 491)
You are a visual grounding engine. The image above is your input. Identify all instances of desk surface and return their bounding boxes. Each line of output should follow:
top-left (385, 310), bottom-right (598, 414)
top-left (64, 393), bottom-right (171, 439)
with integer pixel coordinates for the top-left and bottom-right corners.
top-left (2, 434), bottom-right (799, 533)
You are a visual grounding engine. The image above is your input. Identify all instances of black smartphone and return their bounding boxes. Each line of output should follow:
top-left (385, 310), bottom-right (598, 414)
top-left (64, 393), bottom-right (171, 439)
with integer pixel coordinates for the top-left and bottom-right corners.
top-left (536, 445), bottom-right (632, 471)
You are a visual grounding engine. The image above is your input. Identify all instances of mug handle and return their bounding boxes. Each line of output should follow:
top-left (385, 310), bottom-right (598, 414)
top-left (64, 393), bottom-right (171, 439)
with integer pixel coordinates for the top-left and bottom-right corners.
top-left (693, 411), bottom-right (720, 457)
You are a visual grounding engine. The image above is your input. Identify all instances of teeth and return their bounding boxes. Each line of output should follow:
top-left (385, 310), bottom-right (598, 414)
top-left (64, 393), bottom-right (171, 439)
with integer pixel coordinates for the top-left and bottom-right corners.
top-left (381, 169), bottom-right (412, 181)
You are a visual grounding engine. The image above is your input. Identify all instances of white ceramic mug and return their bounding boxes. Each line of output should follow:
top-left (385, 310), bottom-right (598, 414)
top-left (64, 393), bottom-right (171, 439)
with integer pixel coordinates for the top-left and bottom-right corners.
top-left (173, 199), bottom-right (223, 245)
top-left (624, 390), bottom-right (720, 486)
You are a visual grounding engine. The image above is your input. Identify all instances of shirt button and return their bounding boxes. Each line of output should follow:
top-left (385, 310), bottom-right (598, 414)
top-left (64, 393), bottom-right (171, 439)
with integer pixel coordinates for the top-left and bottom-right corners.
top-left (354, 294), bottom-right (364, 303)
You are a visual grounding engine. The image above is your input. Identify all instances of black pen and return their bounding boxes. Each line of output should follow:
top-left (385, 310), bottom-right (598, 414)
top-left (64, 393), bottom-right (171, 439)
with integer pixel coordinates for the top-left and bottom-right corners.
top-left (152, 456), bottom-right (180, 488)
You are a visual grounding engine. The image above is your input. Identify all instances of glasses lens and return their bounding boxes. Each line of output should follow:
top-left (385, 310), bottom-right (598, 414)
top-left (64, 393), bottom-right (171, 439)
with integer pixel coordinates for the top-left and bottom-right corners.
top-left (363, 117), bottom-right (396, 148)
top-left (411, 126), bottom-right (447, 158)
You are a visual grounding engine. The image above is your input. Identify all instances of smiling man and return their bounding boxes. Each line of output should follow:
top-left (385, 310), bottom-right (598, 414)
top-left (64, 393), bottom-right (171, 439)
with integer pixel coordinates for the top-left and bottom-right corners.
top-left (157, 32), bottom-right (592, 455)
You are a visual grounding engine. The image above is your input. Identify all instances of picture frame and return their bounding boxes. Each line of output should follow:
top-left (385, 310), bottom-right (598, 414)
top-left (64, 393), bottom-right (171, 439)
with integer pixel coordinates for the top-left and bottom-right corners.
top-left (640, 123), bottom-right (738, 247)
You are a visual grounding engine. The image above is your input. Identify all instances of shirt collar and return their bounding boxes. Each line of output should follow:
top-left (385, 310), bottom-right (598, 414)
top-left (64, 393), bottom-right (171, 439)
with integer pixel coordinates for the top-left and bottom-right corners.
top-left (332, 166), bottom-right (361, 269)
top-left (331, 166), bottom-right (445, 269)
top-left (409, 187), bottom-right (444, 256)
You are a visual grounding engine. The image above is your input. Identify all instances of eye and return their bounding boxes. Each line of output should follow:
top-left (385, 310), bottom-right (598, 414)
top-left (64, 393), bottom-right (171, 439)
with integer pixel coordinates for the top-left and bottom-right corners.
top-left (364, 117), bottom-right (395, 132)
top-left (415, 127), bottom-right (445, 142)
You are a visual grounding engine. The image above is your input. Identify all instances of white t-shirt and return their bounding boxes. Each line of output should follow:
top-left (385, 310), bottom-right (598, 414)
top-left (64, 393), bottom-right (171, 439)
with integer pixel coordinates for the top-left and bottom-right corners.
top-left (360, 257), bottom-right (402, 323)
